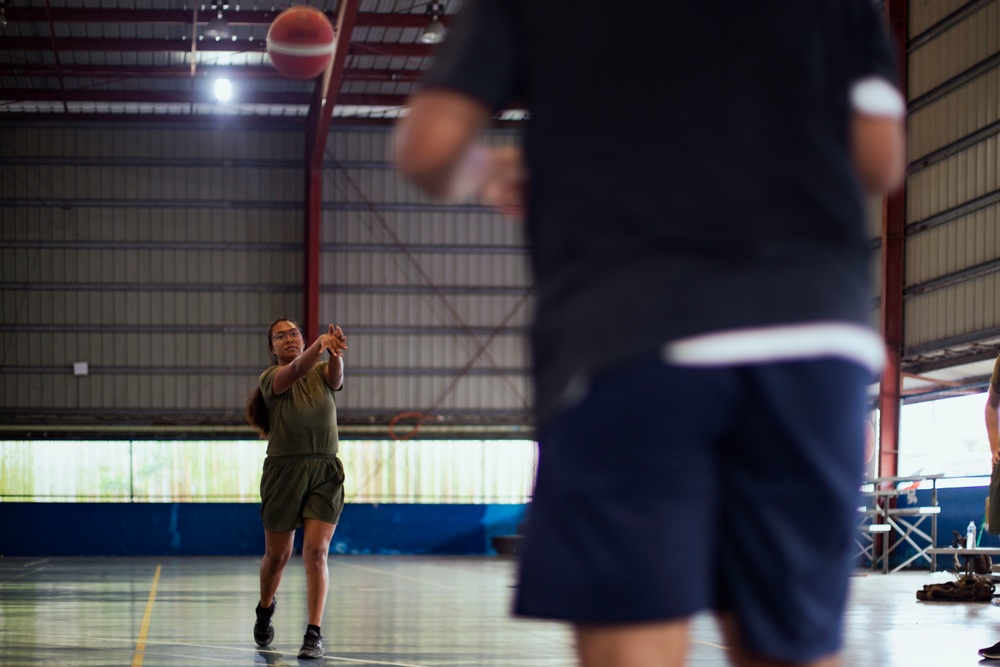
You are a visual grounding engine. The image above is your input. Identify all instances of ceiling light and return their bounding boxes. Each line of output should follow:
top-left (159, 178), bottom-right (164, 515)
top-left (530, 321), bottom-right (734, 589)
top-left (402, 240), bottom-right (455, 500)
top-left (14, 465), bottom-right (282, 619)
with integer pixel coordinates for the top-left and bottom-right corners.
top-left (205, 11), bottom-right (230, 40)
top-left (214, 78), bottom-right (233, 102)
top-left (0, 8), bottom-right (7, 28)
top-left (419, 2), bottom-right (446, 45)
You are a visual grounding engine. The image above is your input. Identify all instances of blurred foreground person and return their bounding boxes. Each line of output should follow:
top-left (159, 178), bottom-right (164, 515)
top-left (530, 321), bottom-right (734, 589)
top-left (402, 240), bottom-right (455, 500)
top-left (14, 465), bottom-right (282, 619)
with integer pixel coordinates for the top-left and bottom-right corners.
top-left (396, 3), bottom-right (905, 666)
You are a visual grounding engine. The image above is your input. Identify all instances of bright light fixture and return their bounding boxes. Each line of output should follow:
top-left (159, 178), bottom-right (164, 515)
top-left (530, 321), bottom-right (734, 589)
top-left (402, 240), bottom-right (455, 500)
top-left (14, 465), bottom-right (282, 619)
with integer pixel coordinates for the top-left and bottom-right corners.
top-left (214, 78), bottom-right (233, 102)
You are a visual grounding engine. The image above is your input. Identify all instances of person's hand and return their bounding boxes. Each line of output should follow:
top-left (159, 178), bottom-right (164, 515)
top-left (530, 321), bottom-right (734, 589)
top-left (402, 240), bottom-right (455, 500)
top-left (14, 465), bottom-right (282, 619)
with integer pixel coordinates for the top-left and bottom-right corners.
top-left (319, 324), bottom-right (347, 356)
top-left (992, 448), bottom-right (999, 468)
top-left (480, 146), bottom-right (526, 217)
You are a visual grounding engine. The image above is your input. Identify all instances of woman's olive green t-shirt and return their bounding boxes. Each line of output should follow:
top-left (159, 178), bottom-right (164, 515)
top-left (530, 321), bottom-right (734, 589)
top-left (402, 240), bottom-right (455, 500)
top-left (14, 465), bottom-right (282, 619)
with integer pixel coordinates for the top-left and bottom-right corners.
top-left (260, 363), bottom-right (339, 457)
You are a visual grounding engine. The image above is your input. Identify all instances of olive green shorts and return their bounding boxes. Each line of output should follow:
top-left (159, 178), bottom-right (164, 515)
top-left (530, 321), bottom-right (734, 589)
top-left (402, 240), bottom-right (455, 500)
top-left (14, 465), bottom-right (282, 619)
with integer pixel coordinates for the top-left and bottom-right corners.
top-left (259, 455), bottom-right (346, 533)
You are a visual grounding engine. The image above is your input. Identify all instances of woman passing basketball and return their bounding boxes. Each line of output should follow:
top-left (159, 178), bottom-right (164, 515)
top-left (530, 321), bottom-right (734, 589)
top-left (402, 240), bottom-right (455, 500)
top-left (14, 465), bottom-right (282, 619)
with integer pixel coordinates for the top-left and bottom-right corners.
top-left (244, 318), bottom-right (347, 660)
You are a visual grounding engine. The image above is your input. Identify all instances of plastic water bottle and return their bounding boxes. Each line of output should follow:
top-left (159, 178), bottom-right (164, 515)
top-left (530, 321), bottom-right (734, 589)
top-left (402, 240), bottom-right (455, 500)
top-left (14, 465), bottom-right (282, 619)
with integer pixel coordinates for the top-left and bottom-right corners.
top-left (967, 521), bottom-right (977, 549)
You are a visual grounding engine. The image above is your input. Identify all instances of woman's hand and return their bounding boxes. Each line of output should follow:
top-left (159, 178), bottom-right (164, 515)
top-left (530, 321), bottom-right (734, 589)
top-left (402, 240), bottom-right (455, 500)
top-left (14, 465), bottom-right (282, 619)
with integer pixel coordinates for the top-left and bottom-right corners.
top-left (319, 324), bottom-right (348, 357)
top-left (321, 325), bottom-right (346, 390)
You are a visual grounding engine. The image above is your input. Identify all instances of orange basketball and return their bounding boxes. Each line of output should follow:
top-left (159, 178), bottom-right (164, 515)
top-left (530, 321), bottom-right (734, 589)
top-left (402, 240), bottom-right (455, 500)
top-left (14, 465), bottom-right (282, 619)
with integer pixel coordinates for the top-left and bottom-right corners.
top-left (266, 6), bottom-right (336, 80)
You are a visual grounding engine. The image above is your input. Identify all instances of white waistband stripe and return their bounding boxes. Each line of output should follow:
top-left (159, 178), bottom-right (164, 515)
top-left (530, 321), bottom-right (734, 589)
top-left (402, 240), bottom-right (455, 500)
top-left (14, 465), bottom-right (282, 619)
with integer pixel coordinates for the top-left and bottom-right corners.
top-left (661, 322), bottom-right (886, 373)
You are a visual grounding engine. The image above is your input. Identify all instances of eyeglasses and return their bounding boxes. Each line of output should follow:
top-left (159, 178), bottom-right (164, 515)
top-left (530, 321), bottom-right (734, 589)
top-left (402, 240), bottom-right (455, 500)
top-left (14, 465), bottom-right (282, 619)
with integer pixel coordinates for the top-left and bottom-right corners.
top-left (271, 330), bottom-right (302, 343)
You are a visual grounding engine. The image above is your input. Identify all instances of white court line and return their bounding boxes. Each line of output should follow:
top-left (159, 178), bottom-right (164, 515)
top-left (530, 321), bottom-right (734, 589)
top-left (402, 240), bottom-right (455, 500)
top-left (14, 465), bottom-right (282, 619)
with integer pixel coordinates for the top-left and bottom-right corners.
top-left (334, 559), bottom-right (466, 592)
top-left (322, 656), bottom-right (434, 666)
top-left (0, 630), bottom-right (138, 646)
top-left (155, 650), bottom-right (436, 667)
top-left (332, 562), bottom-right (726, 654)
top-left (137, 652), bottom-right (237, 664)
top-left (0, 557), bottom-right (49, 581)
top-left (0, 631), bottom-right (434, 667)
top-left (125, 642), bottom-right (435, 667)
top-left (0, 622), bottom-right (721, 662)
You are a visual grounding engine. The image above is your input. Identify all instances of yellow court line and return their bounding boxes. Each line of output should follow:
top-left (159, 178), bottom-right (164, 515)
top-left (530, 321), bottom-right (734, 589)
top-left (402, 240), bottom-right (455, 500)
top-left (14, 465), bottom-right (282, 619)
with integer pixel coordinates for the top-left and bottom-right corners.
top-left (131, 563), bottom-right (162, 667)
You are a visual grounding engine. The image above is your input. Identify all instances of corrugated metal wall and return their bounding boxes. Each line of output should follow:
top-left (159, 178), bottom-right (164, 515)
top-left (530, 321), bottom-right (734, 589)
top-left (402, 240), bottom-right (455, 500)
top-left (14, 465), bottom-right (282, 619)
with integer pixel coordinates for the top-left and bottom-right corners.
top-left (869, 194), bottom-right (884, 332)
top-left (18, 0), bottom-right (998, 435)
top-left (903, 0), bottom-right (1000, 356)
top-left (0, 122), bottom-right (531, 438)
top-left (320, 128), bottom-right (531, 432)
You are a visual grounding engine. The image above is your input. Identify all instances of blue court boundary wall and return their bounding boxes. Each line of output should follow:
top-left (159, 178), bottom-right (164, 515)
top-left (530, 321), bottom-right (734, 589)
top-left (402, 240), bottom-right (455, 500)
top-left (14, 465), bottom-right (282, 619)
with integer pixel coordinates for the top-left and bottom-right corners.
top-left (0, 503), bottom-right (527, 557)
top-left (1, 484), bottom-right (993, 562)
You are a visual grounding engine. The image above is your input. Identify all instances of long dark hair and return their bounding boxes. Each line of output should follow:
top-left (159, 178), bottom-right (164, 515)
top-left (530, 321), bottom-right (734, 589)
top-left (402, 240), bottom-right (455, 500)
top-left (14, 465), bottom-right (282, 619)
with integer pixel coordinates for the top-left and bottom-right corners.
top-left (244, 318), bottom-right (301, 438)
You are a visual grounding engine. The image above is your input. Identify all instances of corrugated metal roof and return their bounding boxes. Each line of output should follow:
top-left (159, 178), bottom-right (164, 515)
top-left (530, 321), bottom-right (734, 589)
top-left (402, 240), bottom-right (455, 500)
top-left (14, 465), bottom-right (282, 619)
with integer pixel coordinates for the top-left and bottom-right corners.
top-left (0, 0), bottom-right (472, 122)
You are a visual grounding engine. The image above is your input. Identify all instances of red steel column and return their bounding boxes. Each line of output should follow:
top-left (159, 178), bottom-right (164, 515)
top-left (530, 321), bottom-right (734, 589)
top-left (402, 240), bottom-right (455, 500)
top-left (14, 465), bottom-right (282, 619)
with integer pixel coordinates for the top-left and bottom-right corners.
top-left (305, 145), bottom-right (322, 343)
top-left (303, 1), bottom-right (360, 341)
top-left (878, 0), bottom-right (908, 480)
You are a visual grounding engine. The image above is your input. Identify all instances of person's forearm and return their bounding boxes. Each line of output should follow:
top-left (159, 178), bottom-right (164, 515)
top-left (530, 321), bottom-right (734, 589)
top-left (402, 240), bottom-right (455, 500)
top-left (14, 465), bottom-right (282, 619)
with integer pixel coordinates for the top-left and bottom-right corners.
top-left (395, 90), bottom-right (491, 197)
top-left (290, 339), bottom-right (325, 376)
top-left (987, 406), bottom-right (1000, 455)
top-left (849, 78), bottom-right (906, 194)
top-left (325, 353), bottom-right (344, 389)
top-left (985, 400), bottom-right (1000, 465)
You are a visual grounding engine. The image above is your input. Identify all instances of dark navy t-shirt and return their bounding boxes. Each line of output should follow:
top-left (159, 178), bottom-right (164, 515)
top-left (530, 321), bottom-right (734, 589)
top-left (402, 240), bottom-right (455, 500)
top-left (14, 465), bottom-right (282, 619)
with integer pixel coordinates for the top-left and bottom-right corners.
top-left (423, 0), bottom-right (898, 424)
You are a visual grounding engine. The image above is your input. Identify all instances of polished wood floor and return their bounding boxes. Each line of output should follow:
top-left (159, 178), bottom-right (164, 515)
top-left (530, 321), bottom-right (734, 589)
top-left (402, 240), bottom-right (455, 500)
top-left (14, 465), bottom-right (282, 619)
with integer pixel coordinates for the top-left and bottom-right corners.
top-left (0, 557), bottom-right (998, 666)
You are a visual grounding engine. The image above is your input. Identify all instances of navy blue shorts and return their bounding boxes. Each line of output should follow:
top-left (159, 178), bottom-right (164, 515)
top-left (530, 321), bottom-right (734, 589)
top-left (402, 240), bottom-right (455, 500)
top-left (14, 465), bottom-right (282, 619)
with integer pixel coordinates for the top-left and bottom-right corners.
top-left (514, 356), bottom-right (870, 663)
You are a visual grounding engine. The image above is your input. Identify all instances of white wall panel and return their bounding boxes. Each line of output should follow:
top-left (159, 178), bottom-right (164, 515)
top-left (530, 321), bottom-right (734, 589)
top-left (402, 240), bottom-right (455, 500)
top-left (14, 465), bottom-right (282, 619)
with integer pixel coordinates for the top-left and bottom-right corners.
top-left (2, 122), bottom-right (532, 433)
top-left (333, 375), bottom-right (530, 413)
top-left (1, 122), bottom-right (311, 426)
top-left (899, 0), bottom-right (1000, 357)
top-left (908, 1), bottom-right (999, 99)
top-left (315, 126), bottom-right (532, 424)
top-left (908, 67), bottom-right (1000, 161)
top-left (867, 194), bottom-right (885, 240)
top-left (327, 209), bottom-right (525, 247)
top-left (871, 247), bottom-right (883, 299)
top-left (322, 250), bottom-right (529, 288)
top-left (911, 136), bottom-right (998, 222)
top-left (905, 273), bottom-right (1000, 348)
top-left (867, 190), bottom-right (883, 352)
top-left (909, 0), bottom-right (971, 37)
top-left (906, 203), bottom-right (1000, 285)
top-left (323, 292), bottom-right (531, 328)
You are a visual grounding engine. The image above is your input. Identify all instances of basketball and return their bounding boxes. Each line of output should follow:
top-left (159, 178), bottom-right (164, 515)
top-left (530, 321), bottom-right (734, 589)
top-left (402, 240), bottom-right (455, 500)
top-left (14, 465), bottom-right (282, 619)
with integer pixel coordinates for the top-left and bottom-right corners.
top-left (266, 6), bottom-right (336, 80)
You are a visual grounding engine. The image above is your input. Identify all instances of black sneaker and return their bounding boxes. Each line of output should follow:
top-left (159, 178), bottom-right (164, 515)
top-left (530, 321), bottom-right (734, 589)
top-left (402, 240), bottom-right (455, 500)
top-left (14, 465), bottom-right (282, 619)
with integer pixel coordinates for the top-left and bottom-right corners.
top-left (298, 628), bottom-right (324, 659)
top-left (253, 600), bottom-right (275, 647)
top-left (981, 641), bottom-right (1000, 659)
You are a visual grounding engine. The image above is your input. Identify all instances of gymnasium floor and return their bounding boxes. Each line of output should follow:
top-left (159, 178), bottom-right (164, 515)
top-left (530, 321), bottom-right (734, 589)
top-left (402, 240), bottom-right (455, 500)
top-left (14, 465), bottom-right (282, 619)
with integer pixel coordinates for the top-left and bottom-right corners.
top-left (0, 557), bottom-right (999, 667)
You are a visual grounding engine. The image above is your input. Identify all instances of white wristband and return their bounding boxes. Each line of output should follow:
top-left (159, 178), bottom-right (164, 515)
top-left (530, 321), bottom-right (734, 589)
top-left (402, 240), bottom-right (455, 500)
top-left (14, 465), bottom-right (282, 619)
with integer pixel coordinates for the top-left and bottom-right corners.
top-left (444, 144), bottom-right (491, 203)
top-left (850, 77), bottom-right (906, 119)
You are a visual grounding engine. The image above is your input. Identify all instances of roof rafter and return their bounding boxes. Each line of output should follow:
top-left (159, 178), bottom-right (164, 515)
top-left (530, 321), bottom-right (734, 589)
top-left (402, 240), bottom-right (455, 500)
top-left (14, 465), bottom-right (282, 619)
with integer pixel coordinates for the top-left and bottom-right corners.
top-left (4, 8), bottom-right (451, 28)
top-left (0, 37), bottom-right (436, 57)
top-left (0, 65), bottom-right (424, 82)
top-left (0, 88), bottom-right (406, 107)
